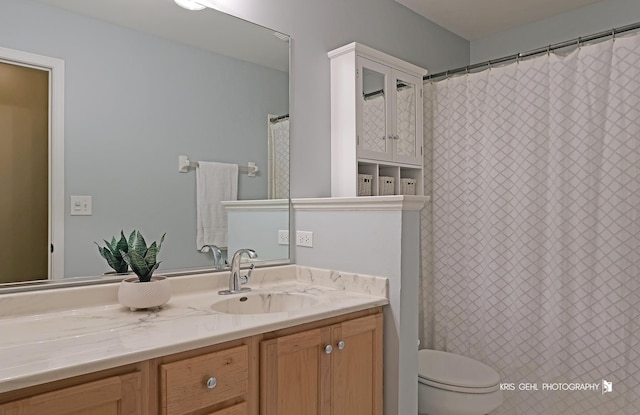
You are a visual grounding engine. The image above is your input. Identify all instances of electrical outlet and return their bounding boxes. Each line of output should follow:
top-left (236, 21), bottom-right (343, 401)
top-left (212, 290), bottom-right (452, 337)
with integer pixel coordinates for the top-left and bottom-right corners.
top-left (296, 231), bottom-right (313, 247)
top-left (278, 230), bottom-right (289, 245)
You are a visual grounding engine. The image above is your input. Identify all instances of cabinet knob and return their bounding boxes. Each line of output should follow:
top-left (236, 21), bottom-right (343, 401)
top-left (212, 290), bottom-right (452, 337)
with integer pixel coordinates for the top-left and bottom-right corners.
top-left (206, 377), bottom-right (218, 389)
top-left (324, 345), bottom-right (333, 354)
top-left (337, 341), bottom-right (346, 350)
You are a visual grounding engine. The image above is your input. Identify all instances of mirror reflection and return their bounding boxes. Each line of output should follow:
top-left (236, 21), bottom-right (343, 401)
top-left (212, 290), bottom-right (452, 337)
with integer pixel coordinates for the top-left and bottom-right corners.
top-left (0, 0), bottom-right (290, 285)
top-left (361, 67), bottom-right (387, 154)
top-left (395, 79), bottom-right (417, 158)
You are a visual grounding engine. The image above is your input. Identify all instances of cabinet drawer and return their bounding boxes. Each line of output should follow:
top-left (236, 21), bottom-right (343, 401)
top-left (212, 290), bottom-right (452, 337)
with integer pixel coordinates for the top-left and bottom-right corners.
top-left (161, 345), bottom-right (248, 415)
top-left (206, 401), bottom-right (247, 415)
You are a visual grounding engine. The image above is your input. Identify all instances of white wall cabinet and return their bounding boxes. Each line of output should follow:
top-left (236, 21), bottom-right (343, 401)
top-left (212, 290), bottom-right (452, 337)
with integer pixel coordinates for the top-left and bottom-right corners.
top-left (329, 43), bottom-right (427, 197)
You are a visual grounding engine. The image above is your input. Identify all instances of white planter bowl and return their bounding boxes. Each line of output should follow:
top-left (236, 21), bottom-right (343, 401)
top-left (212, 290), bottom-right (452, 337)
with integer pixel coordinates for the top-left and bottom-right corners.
top-left (118, 276), bottom-right (171, 311)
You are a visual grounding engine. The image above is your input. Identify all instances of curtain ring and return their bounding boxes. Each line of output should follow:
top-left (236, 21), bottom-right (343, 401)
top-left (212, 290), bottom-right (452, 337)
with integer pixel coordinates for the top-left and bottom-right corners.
top-left (465, 66), bottom-right (469, 75)
top-left (577, 37), bottom-right (582, 49)
top-left (612, 29), bottom-right (616, 41)
top-left (546, 46), bottom-right (551, 56)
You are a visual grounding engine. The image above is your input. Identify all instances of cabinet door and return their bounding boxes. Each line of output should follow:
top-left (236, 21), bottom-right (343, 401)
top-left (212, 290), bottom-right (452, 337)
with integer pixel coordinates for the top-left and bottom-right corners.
top-left (260, 328), bottom-right (332, 415)
top-left (392, 70), bottom-right (423, 165)
top-left (331, 314), bottom-right (383, 415)
top-left (357, 57), bottom-right (393, 162)
top-left (0, 373), bottom-right (142, 415)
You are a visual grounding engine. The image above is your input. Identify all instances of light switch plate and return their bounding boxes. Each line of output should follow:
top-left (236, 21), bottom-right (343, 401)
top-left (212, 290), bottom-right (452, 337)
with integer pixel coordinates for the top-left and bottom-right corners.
top-left (70, 196), bottom-right (92, 216)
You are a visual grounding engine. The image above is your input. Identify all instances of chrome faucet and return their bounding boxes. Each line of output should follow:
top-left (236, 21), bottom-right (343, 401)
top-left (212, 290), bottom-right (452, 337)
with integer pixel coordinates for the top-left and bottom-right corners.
top-left (201, 244), bottom-right (225, 270)
top-left (219, 249), bottom-right (257, 295)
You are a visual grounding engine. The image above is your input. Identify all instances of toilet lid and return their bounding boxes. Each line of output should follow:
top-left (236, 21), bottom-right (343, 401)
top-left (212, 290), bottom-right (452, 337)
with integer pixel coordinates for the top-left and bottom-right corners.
top-left (418, 350), bottom-right (500, 389)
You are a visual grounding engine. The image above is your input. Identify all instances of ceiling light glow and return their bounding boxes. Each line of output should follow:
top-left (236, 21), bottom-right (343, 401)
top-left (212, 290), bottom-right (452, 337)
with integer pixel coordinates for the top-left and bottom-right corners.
top-left (174, 0), bottom-right (206, 11)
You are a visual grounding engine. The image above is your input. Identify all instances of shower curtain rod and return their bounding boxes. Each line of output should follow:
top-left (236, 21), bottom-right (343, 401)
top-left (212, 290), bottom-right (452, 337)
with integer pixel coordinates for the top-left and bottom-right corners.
top-left (363, 81), bottom-right (412, 100)
top-left (424, 21), bottom-right (640, 81)
top-left (269, 114), bottom-right (289, 123)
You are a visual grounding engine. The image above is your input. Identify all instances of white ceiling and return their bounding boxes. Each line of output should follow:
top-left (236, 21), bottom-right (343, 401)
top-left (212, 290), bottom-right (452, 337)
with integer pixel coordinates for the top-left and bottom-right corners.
top-left (32, 0), bottom-right (290, 72)
top-left (395, 0), bottom-right (606, 40)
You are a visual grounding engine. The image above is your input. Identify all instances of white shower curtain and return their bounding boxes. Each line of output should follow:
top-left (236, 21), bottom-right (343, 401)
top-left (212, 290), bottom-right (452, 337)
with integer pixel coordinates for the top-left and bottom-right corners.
top-left (424, 34), bottom-right (640, 415)
top-left (268, 117), bottom-right (289, 199)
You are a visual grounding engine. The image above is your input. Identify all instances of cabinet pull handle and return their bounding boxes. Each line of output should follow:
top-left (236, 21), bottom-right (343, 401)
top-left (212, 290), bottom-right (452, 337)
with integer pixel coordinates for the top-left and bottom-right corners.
top-left (381, 136), bottom-right (386, 140)
top-left (393, 134), bottom-right (400, 140)
top-left (324, 345), bottom-right (333, 354)
top-left (337, 341), bottom-right (346, 350)
top-left (206, 377), bottom-right (218, 389)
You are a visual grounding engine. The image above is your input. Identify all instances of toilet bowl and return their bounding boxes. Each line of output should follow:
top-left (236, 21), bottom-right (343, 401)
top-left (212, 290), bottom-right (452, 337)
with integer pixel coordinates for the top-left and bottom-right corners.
top-left (418, 350), bottom-right (503, 415)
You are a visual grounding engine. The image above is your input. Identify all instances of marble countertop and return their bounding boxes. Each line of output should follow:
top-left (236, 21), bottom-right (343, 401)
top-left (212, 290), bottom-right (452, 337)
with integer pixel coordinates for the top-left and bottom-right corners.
top-left (0, 265), bottom-right (388, 393)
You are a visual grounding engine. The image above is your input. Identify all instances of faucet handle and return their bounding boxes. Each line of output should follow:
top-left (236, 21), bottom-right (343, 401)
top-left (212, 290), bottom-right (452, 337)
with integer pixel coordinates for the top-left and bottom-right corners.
top-left (239, 264), bottom-right (255, 285)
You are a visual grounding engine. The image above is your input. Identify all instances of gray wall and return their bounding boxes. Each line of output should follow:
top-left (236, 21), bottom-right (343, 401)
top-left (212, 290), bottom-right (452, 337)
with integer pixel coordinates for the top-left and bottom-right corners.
top-left (210, 0), bottom-right (470, 198)
top-left (0, 0), bottom-right (289, 277)
top-left (294, 207), bottom-right (423, 415)
top-left (471, 0), bottom-right (640, 63)
top-left (227, 204), bottom-right (289, 261)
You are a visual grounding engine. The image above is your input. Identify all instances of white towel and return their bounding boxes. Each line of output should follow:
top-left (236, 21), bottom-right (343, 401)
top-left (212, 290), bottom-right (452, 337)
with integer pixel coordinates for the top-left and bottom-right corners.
top-left (196, 161), bottom-right (238, 249)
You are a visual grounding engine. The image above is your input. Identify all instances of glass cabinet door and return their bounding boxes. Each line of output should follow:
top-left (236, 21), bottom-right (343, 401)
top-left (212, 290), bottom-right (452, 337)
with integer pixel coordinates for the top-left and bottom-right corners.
top-left (392, 72), bottom-right (422, 165)
top-left (357, 57), bottom-right (423, 166)
top-left (357, 57), bottom-right (392, 161)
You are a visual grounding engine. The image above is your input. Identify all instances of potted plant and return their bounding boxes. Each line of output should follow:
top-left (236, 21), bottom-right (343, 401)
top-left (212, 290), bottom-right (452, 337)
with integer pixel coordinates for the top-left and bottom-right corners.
top-left (95, 231), bottom-right (131, 274)
top-left (116, 231), bottom-right (171, 311)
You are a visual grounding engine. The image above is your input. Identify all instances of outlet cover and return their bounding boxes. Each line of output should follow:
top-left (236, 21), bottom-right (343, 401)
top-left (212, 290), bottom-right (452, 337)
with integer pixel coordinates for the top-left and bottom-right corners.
top-left (278, 230), bottom-right (289, 245)
top-left (296, 231), bottom-right (313, 247)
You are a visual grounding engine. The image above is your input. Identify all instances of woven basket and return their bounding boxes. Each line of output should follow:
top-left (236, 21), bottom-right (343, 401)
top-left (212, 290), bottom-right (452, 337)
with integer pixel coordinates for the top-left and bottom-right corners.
top-left (378, 176), bottom-right (395, 196)
top-left (358, 174), bottom-right (373, 196)
top-left (400, 178), bottom-right (417, 195)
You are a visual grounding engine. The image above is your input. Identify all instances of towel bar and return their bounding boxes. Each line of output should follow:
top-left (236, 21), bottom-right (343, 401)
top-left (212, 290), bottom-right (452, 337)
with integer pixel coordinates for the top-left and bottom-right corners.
top-left (178, 155), bottom-right (258, 177)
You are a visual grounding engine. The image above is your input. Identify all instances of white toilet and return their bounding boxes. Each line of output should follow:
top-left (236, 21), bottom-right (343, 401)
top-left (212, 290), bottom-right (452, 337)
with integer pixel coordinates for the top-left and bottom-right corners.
top-left (418, 350), bottom-right (503, 415)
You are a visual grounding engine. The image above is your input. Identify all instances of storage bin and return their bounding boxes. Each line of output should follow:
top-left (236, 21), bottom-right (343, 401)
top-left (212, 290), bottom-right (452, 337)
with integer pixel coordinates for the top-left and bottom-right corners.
top-left (378, 176), bottom-right (395, 196)
top-left (358, 174), bottom-right (373, 196)
top-left (400, 178), bottom-right (417, 195)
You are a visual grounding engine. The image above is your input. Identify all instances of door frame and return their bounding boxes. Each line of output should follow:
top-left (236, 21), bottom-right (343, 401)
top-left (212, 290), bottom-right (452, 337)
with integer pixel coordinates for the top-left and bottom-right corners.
top-left (0, 46), bottom-right (65, 279)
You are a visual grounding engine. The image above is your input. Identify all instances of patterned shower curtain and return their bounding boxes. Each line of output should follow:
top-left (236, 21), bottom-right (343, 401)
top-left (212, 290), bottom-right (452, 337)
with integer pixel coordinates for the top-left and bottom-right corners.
top-left (362, 94), bottom-right (386, 152)
top-left (423, 34), bottom-right (640, 415)
top-left (268, 117), bottom-right (289, 199)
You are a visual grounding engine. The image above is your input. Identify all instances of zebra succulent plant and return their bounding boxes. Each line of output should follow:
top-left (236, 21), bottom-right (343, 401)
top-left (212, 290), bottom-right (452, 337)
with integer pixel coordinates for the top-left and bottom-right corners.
top-left (120, 231), bottom-right (166, 282)
top-left (95, 231), bottom-right (131, 274)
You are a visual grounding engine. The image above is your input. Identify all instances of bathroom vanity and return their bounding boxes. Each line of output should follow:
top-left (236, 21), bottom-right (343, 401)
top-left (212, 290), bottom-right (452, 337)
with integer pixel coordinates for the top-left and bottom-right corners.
top-left (0, 266), bottom-right (387, 415)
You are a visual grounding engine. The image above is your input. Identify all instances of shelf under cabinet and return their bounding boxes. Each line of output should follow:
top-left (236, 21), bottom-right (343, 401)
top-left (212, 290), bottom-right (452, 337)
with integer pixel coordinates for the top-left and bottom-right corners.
top-left (357, 160), bottom-right (423, 196)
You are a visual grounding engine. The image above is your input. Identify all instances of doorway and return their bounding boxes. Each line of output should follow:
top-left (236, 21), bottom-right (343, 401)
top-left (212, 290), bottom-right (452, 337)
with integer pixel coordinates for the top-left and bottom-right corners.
top-left (0, 47), bottom-right (64, 282)
top-left (0, 61), bottom-right (48, 282)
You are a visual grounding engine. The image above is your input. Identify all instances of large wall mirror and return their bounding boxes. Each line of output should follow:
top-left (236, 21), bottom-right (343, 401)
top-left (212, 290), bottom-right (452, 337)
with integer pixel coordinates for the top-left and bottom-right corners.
top-left (0, 0), bottom-right (290, 287)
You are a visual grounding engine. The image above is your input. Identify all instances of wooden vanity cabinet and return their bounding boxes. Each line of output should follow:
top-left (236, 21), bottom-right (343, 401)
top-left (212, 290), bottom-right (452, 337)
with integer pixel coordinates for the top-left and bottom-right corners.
top-left (331, 314), bottom-right (383, 415)
top-left (0, 308), bottom-right (382, 415)
top-left (260, 313), bottom-right (383, 415)
top-left (0, 365), bottom-right (146, 415)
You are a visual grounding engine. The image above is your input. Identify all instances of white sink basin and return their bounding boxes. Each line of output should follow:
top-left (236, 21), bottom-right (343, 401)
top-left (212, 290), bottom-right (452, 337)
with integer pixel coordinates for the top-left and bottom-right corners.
top-left (211, 292), bottom-right (320, 314)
